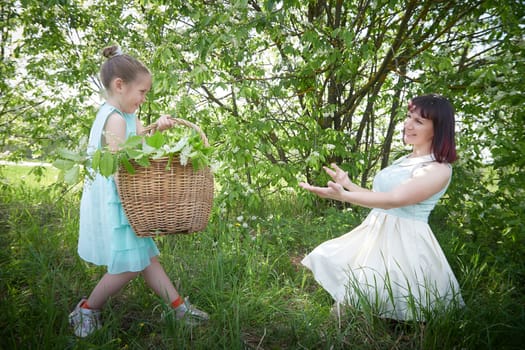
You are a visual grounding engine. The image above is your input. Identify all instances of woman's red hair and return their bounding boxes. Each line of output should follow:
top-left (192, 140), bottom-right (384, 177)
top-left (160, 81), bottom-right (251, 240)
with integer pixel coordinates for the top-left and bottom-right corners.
top-left (409, 94), bottom-right (457, 163)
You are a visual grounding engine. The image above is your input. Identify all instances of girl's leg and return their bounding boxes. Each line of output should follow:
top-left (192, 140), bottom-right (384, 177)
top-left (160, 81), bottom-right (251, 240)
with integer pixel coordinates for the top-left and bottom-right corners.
top-left (86, 271), bottom-right (139, 309)
top-left (70, 271), bottom-right (138, 337)
top-left (141, 256), bottom-right (209, 323)
top-left (141, 256), bottom-right (180, 303)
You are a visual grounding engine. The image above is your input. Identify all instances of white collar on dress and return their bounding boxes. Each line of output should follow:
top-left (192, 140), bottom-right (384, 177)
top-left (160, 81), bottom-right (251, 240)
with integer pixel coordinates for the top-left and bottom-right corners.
top-left (393, 154), bottom-right (436, 167)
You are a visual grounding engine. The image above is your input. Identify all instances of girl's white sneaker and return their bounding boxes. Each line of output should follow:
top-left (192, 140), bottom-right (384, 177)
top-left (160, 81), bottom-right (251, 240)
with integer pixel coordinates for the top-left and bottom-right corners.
top-left (68, 298), bottom-right (102, 337)
top-left (175, 297), bottom-right (210, 326)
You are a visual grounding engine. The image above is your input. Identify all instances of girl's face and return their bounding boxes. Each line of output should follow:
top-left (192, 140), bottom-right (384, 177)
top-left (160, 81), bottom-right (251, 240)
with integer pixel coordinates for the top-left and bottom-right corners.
top-left (403, 110), bottom-right (434, 146)
top-left (117, 72), bottom-right (152, 114)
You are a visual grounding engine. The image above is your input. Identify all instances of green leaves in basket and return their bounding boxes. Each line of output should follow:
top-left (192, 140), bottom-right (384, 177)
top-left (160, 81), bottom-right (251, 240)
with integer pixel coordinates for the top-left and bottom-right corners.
top-left (53, 125), bottom-right (214, 185)
top-left (53, 156), bottom-right (81, 185)
top-left (145, 130), bottom-right (165, 149)
top-left (53, 144), bottom-right (88, 185)
top-left (120, 155), bottom-right (136, 175)
top-left (99, 151), bottom-right (116, 177)
top-left (56, 148), bottom-right (85, 162)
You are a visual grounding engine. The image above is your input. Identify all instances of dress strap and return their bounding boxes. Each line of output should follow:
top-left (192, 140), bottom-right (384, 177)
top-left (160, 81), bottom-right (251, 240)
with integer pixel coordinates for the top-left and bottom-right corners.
top-left (124, 114), bottom-right (137, 138)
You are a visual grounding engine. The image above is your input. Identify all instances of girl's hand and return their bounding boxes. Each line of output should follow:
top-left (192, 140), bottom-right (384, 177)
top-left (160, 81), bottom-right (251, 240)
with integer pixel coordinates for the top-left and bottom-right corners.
top-left (156, 115), bottom-right (176, 131)
top-left (323, 163), bottom-right (353, 189)
top-left (299, 181), bottom-right (345, 201)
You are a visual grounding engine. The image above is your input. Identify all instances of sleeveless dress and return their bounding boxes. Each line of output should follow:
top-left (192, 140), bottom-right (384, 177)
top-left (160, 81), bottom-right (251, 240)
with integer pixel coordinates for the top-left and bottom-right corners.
top-left (302, 154), bottom-right (463, 321)
top-left (78, 102), bottom-right (159, 274)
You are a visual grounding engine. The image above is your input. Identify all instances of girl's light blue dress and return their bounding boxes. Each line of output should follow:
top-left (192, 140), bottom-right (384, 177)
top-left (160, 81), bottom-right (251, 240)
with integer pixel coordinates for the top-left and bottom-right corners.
top-left (302, 154), bottom-right (463, 321)
top-left (78, 103), bottom-right (159, 274)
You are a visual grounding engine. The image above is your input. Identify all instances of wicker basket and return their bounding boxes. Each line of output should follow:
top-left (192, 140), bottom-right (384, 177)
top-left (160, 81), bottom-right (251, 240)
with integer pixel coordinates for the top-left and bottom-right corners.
top-left (115, 118), bottom-right (214, 237)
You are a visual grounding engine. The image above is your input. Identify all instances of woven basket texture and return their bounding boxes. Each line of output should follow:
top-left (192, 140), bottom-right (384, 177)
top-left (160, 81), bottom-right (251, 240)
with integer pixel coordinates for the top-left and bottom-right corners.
top-left (116, 158), bottom-right (213, 237)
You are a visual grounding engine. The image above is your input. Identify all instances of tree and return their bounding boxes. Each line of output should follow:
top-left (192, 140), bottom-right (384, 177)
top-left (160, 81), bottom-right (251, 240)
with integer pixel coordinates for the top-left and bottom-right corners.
top-left (1, 0), bottom-right (524, 214)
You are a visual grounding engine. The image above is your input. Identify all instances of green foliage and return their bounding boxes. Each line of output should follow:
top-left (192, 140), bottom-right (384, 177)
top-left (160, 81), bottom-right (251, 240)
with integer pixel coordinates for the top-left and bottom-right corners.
top-left (433, 159), bottom-right (525, 296)
top-left (1, 1), bottom-right (523, 217)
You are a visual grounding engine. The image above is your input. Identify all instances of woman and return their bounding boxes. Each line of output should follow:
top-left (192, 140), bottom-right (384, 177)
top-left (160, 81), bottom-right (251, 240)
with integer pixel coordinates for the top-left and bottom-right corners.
top-left (300, 94), bottom-right (463, 321)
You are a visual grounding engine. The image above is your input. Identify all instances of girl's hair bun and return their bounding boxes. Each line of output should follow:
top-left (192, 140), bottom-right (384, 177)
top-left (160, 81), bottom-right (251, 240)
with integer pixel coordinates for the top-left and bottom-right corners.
top-left (102, 45), bottom-right (123, 59)
top-left (99, 45), bottom-right (149, 89)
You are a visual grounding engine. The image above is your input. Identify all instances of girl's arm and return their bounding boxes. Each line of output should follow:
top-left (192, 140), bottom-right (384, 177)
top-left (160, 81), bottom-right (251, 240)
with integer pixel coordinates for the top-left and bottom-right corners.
top-left (104, 112), bottom-right (127, 152)
top-left (300, 162), bottom-right (451, 209)
top-left (104, 113), bottom-right (175, 151)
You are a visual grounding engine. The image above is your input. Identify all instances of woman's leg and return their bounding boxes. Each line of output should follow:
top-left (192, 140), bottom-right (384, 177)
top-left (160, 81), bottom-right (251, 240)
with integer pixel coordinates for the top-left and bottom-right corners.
top-left (86, 271), bottom-right (139, 309)
top-left (142, 256), bottom-right (180, 303)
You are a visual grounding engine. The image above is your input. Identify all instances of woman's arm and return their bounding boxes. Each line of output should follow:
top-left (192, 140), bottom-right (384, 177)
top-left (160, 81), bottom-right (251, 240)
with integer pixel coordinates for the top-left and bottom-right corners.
top-left (300, 162), bottom-right (451, 209)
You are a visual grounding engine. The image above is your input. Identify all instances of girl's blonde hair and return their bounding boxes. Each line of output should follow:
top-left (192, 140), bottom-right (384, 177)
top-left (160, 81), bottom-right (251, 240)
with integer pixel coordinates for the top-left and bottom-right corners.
top-left (100, 45), bottom-right (150, 91)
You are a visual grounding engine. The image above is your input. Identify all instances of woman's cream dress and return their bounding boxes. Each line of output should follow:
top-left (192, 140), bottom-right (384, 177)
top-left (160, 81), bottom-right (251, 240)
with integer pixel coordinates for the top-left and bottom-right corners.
top-left (302, 155), bottom-right (463, 321)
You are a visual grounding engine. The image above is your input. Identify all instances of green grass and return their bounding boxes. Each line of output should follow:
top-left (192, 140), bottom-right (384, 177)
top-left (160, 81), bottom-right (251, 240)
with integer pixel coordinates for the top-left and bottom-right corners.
top-left (1, 165), bottom-right (524, 349)
top-left (0, 163), bottom-right (59, 187)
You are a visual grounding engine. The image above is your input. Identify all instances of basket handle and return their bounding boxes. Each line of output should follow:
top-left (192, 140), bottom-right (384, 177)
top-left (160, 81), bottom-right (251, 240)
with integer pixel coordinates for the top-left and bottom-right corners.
top-left (141, 117), bottom-right (209, 147)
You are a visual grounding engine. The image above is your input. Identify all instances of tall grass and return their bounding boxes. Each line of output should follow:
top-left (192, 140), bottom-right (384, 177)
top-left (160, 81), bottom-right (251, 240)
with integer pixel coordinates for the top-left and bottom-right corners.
top-left (1, 165), bottom-right (524, 349)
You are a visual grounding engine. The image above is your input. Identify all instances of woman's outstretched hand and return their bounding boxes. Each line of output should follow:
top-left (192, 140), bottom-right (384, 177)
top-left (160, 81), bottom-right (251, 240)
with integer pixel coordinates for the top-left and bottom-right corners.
top-left (323, 163), bottom-right (352, 189)
top-left (299, 181), bottom-right (345, 201)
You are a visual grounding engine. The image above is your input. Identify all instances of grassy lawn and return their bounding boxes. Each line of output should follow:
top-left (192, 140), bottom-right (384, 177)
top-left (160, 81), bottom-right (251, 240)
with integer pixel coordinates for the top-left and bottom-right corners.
top-left (1, 164), bottom-right (524, 349)
top-left (0, 162), bottom-right (59, 187)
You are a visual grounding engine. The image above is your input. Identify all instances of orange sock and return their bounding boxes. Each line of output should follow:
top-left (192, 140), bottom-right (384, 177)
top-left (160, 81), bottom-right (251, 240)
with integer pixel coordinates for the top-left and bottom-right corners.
top-left (81, 300), bottom-right (91, 309)
top-left (171, 296), bottom-right (183, 309)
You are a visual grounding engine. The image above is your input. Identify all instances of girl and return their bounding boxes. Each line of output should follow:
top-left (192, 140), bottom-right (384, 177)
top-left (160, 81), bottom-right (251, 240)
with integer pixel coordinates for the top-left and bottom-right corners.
top-left (69, 45), bottom-right (208, 337)
top-left (300, 94), bottom-right (463, 322)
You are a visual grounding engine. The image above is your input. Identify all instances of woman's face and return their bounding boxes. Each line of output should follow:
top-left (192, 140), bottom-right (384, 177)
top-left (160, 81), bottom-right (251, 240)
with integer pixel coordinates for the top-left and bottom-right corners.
top-left (118, 72), bottom-right (152, 114)
top-left (403, 110), bottom-right (434, 146)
